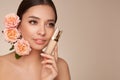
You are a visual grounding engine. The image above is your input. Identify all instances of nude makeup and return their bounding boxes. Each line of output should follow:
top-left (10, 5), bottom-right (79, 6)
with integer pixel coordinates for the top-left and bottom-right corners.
top-left (44, 27), bottom-right (62, 55)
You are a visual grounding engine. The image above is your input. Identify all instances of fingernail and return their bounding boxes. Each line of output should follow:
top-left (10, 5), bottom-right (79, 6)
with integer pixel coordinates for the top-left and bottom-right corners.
top-left (40, 53), bottom-right (44, 56)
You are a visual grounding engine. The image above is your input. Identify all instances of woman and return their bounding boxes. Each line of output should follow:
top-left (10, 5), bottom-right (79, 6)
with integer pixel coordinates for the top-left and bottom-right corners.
top-left (0, 0), bottom-right (70, 80)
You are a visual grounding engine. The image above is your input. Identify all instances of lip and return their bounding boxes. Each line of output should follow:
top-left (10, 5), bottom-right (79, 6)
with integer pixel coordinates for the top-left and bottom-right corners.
top-left (33, 38), bottom-right (46, 45)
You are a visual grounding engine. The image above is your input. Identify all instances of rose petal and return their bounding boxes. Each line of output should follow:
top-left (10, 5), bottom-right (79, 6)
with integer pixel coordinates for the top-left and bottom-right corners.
top-left (14, 38), bottom-right (31, 56)
top-left (3, 28), bottom-right (20, 43)
top-left (4, 13), bottom-right (20, 28)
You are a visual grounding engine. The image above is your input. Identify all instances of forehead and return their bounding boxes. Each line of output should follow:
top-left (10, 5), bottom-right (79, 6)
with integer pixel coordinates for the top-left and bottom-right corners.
top-left (22, 5), bottom-right (55, 20)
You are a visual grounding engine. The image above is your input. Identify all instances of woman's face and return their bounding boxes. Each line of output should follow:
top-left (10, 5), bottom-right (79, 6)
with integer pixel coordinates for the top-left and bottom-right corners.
top-left (19, 5), bottom-right (56, 51)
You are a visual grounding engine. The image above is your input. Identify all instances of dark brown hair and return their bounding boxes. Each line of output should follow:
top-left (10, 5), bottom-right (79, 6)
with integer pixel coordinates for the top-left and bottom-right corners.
top-left (17, 0), bottom-right (57, 23)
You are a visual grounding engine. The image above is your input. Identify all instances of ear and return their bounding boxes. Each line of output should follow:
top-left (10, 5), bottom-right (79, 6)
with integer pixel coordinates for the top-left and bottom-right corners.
top-left (17, 22), bottom-right (21, 32)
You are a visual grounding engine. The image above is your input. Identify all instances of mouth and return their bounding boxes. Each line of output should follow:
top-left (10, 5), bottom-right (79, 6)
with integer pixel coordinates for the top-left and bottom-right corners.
top-left (33, 38), bottom-right (46, 45)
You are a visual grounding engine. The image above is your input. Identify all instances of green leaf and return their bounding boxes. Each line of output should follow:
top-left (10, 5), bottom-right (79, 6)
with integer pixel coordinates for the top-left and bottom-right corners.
top-left (15, 53), bottom-right (21, 59)
top-left (9, 45), bottom-right (14, 51)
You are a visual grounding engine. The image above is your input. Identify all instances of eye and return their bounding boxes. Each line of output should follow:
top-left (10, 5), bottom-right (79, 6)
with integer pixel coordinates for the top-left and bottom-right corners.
top-left (46, 22), bottom-right (55, 28)
top-left (29, 20), bottom-right (38, 25)
top-left (49, 23), bottom-right (55, 27)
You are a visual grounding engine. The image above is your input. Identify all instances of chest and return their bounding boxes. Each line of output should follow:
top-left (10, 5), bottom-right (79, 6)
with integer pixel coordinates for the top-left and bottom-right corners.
top-left (0, 62), bottom-right (41, 80)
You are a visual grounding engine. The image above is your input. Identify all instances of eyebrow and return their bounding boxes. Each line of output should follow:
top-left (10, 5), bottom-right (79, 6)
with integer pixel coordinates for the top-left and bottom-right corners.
top-left (47, 19), bottom-right (55, 22)
top-left (28, 16), bottom-right (55, 22)
top-left (28, 16), bottom-right (40, 20)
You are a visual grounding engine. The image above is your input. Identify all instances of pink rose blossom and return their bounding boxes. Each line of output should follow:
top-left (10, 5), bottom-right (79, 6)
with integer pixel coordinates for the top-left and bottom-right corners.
top-left (4, 13), bottom-right (20, 28)
top-left (2, 13), bottom-right (31, 59)
top-left (3, 28), bottom-right (20, 43)
top-left (14, 38), bottom-right (31, 56)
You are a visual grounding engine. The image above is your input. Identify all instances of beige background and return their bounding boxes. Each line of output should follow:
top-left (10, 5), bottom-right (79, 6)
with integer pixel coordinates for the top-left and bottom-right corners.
top-left (0, 0), bottom-right (120, 80)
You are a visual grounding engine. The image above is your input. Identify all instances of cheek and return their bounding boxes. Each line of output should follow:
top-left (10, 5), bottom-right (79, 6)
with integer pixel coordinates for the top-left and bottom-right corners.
top-left (46, 29), bottom-right (54, 39)
top-left (22, 29), bottom-right (32, 38)
top-left (19, 25), bottom-right (34, 39)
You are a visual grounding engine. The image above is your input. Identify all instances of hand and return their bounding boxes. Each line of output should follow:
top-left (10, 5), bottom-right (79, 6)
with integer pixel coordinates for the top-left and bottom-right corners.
top-left (40, 46), bottom-right (58, 80)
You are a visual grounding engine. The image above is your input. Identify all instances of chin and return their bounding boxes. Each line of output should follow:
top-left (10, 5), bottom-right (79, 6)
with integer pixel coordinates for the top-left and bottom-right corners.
top-left (31, 44), bottom-right (46, 51)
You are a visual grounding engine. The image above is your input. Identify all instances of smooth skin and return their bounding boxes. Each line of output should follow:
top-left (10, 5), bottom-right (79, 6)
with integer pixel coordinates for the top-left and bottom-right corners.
top-left (0, 5), bottom-right (70, 80)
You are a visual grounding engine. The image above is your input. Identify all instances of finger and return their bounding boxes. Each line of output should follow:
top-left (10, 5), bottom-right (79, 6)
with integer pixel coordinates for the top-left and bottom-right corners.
top-left (41, 59), bottom-right (58, 72)
top-left (44, 64), bottom-right (58, 77)
top-left (41, 53), bottom-right (57, 67)
top-left (41, 53), bottom-right (54, 60)
top-left (41, 53), bottom-right (58, 71)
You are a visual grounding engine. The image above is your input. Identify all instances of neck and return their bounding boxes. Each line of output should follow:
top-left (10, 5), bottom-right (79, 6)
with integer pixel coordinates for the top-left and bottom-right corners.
top-left (13, 50), bottom-right (43, 64)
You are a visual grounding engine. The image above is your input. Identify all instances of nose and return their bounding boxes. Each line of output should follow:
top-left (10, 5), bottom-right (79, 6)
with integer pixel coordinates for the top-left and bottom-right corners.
top-left (37, 25), bottom-right (46, 36)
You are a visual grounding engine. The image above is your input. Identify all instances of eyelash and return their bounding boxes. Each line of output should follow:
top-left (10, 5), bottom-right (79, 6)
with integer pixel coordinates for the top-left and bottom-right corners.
top-left (47, 23), bottom-right (55, 27)
top-left (29, 20), bottom-right (38, 25)
top-left (28, 20), bottom-right (55, 27)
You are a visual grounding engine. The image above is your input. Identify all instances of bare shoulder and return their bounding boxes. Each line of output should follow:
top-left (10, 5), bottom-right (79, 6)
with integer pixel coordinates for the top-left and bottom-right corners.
top-left (0, 52), bottom-right (14, 64)
top-left (0, 54), bottom-right (7, 62)
top-left (55, 57), bottom-right (71, 80)
top-left (0, 54), bottom-right (8, 69)
top-left (57, 57), bottom-right (69, 68)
